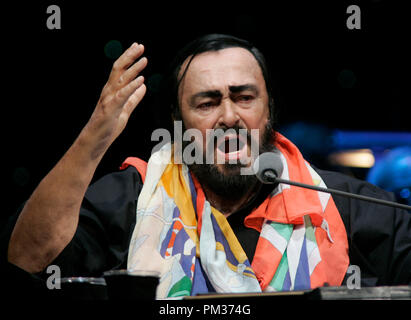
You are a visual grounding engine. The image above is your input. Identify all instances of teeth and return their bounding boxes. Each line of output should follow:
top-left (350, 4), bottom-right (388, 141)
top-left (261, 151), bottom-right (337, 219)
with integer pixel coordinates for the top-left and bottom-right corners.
top-left (218, 137), bottom-right (244, 153)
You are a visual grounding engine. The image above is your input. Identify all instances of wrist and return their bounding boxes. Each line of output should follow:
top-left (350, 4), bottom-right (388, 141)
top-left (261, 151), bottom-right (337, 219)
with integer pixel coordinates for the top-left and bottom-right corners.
top-left (75, 123), bottom-right (112, 162)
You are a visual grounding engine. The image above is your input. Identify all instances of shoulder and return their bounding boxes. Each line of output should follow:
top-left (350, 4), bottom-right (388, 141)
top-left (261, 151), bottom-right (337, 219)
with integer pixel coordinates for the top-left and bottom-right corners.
top-left (314, 167), bottom-right (394, 200)
top-left (314, 167), bottom-right (411, 285)
top-left (312, 166), bottom-right (404, 231)
top-left (85, 165), bottom-right (144, 205)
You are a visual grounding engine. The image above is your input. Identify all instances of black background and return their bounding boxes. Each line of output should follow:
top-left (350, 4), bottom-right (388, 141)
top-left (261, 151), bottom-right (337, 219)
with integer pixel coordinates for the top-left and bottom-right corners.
top-left (2, 1), bottom-right (410, 225)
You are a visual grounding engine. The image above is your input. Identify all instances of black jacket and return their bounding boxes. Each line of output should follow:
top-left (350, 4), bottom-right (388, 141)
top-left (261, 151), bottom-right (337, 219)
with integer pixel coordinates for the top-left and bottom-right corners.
top-left (1, 166), bottom-right (410, 297)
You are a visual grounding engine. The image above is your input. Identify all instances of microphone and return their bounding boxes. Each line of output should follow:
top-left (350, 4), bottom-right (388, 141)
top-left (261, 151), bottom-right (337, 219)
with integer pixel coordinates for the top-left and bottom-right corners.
top-left (253, 152), bottom-right (411, 211)
top-left (253, 151), bottom-right (284, 184)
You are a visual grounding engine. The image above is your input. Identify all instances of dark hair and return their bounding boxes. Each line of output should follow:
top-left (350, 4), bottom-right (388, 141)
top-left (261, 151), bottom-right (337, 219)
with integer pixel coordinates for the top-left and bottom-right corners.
top-left (164, 33), bottom-right (277, 128)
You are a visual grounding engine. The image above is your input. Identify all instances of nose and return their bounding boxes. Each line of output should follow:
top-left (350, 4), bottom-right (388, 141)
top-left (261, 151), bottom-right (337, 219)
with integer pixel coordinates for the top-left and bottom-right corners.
top-left (217, 99), bottom-right (240, 128)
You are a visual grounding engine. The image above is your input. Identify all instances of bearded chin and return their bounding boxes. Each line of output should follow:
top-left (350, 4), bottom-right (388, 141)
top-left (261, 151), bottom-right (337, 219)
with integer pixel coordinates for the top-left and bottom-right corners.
top-left (184, 122), bottom-right (275, 200)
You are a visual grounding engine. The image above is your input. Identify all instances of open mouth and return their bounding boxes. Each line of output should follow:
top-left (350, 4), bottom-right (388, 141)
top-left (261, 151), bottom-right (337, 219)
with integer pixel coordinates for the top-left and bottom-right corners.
top-left (215, 133), bottom-right (248, 161)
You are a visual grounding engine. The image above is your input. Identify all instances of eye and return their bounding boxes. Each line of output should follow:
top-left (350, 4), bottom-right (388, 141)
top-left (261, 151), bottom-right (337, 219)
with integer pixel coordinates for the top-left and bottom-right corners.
top-left (237, 95), bottom-right (254, 102)
top-left (197, 101), bottom-right (214, 109)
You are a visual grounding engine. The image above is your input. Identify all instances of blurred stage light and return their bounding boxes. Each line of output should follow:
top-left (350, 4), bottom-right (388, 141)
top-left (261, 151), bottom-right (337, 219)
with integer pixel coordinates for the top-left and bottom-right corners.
top-left (367, 147), bottom-right (411, 206)
top-left (279, 122), bottom-right (332, 157)
top-left (337, 69), bottom-right (357, 88)
top-left (332, 130), bottom-right (411, 150)
top-left (328, 149), bottom-right (375, 168)
top-left (104, 40), bottom-right (123, 60)
top-left (399, 188), bottom-right (411, 200)
top-left (367, 147), bottom-right (411, 188)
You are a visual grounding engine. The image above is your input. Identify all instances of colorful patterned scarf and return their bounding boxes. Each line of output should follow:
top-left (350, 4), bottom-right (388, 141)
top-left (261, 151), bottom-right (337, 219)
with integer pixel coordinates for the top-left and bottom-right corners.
top-left (123, 133), bottom-right (349, 299)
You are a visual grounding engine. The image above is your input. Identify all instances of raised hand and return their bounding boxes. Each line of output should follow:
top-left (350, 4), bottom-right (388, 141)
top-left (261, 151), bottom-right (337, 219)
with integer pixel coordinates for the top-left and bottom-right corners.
top-left (86, 42), bottom-right (148, 157)
top-left (7, 42), bottom-right (148, 273)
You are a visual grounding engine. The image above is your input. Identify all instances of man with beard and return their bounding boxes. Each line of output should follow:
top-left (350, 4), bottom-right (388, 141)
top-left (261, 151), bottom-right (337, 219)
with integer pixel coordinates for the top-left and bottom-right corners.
top-left (2, 34), bottom-right (410, 298)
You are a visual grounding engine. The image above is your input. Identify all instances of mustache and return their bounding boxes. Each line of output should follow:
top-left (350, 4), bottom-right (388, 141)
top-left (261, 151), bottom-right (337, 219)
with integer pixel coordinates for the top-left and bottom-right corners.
top-left (180, 124), bottom-right (255, 150)
top-left (206, 125), bottom-right (254, 151)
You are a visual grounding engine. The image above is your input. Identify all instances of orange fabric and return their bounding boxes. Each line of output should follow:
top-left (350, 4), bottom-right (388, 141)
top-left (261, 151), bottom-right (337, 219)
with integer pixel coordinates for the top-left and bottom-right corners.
top-left (120, 157), bottom-right (148, 183)
top-left (245, 133), bottom-right (326, 231)
top-left (314, 199), bottom-right (351, 286)
top-left (191, 174), bottom-right (206, 236)
top-left (251, 237), bottom-right (283, 289)
top-left (247, 133), bottom-right (349, 289)
top-left (121, 132), bottom-right (349, 288)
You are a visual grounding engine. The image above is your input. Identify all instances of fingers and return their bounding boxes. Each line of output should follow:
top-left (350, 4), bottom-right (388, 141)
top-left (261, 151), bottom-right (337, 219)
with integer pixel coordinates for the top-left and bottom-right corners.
top-left (110, 43), bottom-right (145, 79)
top-left (115, 75), bottom-right (145, 107)
top-left (123, 83), bottom-right (147, 117)
top-left (119, 56), bottom-right (148, 86)
top-left (101, 41), bottom-right (148, 108)
top-left (99, 42), bottom-right (148, 123)
top-left (107, 43), bottom-right (147, 96)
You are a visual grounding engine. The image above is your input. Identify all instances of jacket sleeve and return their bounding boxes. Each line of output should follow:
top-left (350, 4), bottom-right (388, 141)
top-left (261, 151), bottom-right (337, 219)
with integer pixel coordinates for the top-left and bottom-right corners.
top-left (54, 165), bottom-right (144, 277)
top-left (0, 166), bottom-right (143, 296)
top-left (316, 168), bottom-right (411, 286)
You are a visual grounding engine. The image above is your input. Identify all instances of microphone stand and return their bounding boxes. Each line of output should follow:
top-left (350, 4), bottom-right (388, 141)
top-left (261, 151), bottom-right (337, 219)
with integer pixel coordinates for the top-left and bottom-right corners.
top-left (264, 171), bottom-right (411, 211)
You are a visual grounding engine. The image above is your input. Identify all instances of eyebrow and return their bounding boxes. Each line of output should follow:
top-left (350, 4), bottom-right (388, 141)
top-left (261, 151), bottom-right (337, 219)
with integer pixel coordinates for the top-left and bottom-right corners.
top-left (190, 90), bottom-right (222, 106)
top-left (189, 84), bottom-right (259, 106)
top-left (228, 84), bottom-right (259, 95)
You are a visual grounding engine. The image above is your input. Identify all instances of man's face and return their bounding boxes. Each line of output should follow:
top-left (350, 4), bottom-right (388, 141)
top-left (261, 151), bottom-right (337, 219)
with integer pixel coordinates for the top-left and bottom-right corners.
top-left (178, 47), bottom-right (271, 175)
